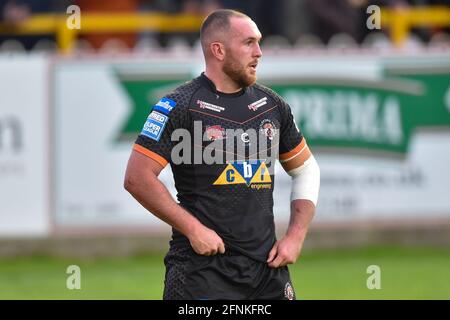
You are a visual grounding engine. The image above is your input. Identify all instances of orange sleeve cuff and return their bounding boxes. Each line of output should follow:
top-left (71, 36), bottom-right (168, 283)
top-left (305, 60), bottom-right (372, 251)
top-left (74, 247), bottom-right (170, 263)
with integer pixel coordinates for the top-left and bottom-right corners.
top-left (279, 138), bottom-right (306, 161)
top-left (133, 143), bottom-right (169, 168)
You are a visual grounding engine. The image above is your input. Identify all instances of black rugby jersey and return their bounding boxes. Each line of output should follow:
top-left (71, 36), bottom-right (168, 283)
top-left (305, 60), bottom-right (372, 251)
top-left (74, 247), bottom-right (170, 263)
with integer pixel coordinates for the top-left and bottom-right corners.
top-left (134, 73), bottom-right (303, 262)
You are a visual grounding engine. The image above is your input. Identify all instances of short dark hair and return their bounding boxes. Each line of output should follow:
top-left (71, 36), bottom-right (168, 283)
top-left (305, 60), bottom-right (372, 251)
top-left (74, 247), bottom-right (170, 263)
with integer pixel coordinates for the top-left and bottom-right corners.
top-left (200, 9), bottom-right (249, 53)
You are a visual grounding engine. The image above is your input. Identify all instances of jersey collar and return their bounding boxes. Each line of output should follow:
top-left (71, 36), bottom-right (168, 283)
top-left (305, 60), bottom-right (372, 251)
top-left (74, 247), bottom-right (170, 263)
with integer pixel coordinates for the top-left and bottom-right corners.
top-left (199, 72), bottom-right (247, 98)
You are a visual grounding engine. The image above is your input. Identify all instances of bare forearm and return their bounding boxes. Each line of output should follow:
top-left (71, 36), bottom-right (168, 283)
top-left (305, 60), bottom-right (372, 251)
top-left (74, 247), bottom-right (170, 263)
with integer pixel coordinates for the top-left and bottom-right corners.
top-left (125, 172), bottom-right (201, 237)
top-left (124, 151), bottom-right (225, 256)
top-left (286, 199), bottom-right (316, 242)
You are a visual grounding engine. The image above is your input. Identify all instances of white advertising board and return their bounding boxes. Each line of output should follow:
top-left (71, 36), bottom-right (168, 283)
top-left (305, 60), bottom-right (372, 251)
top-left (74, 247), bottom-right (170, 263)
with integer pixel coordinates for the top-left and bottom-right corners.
top-left (0, 55), bottom-right (49, 236)
top-left (52, 54), bottom-right (450, 229)
top-left (52, 59), bottom-right (197, 229)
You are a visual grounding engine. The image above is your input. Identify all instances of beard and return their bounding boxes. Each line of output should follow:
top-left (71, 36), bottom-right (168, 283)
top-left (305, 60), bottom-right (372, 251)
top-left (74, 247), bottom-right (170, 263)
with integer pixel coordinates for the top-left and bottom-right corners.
top-left (222, 53), bottom-right (257, 88)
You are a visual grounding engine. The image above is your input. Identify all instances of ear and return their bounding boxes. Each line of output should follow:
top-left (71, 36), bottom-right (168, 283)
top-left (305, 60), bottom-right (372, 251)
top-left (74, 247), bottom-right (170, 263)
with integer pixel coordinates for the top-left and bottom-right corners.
top-left (210, 42), bottom-right (225, 61)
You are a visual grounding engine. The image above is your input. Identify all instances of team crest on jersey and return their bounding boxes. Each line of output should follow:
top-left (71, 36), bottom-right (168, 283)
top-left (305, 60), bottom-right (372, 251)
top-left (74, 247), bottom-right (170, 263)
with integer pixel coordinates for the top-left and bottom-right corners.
top-left (259, 119), bottom-right (277, 141)
top-left (205, 125), bottom-right (226, 141)
top-left (213, 160), bottom-right (272, 188)
top-left (284, 282), bottom-right (295, 300)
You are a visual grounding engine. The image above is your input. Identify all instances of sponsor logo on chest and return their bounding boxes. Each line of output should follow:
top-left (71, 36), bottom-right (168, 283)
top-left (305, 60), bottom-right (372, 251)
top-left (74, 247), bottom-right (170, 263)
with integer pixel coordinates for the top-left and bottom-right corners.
top-left (248, 97), bottom-right (268, 111)
top-left (197, 100), bottom-right (225, 113)
top-left (213, 160), bottom-right (272, 189)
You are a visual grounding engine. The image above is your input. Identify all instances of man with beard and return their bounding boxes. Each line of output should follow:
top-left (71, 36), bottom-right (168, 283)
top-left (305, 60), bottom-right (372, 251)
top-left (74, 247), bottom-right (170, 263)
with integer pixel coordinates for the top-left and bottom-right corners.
top-left (124, 9), bottom-right (320, 300)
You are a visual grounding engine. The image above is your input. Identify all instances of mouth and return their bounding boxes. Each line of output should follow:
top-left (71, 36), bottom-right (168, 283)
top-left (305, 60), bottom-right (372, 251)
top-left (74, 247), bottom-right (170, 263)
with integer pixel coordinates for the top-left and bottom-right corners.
top-left (249, 62), bottom-right (258, 72)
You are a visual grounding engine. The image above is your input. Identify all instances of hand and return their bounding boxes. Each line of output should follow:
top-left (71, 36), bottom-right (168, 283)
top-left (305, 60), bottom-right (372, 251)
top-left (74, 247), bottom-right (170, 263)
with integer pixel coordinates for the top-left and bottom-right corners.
top-left (267, 235), bottom-right (304, 268)
top-left (187, 224), bottom-right (225, 256)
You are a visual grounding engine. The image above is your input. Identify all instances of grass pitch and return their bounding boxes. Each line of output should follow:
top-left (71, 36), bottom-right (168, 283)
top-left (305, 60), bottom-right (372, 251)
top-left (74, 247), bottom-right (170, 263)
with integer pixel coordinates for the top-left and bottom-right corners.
top-left (0, 245), bottom-right (449, 299)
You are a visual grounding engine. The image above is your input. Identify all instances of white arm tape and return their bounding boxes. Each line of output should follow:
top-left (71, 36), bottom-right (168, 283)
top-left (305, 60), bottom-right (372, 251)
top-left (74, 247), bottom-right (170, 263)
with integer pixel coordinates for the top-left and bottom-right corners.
top-left (287, 155), bottom-right (320, 206)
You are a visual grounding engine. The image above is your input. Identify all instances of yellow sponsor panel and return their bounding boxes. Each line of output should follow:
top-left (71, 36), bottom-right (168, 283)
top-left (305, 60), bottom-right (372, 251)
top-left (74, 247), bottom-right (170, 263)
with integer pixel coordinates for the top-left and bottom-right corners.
top-left (213, 164), bottom-right (247, 185)
top-left (250, 162), bottom-right (272, 184)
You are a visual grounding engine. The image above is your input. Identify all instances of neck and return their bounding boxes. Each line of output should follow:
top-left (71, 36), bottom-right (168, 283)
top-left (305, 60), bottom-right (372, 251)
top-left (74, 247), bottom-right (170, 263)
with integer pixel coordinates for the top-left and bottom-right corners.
top-left (204, 67), bottom-right (242, 93)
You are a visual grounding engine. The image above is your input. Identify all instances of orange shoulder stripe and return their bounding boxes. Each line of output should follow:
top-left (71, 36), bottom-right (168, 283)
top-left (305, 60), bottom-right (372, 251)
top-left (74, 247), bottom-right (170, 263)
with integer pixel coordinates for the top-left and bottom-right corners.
top-left (133, 144), bottom-right (168, 167)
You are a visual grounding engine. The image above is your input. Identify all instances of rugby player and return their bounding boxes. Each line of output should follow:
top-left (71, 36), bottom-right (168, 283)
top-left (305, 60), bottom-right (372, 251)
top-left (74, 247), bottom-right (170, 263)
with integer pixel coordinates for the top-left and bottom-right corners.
top-left (124, 9), bottom-right (320, 300)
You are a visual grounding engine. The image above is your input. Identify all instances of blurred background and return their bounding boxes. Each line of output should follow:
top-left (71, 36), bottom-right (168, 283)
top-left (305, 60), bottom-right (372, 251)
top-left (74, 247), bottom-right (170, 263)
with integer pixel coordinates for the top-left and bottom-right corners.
top-left (0, 0), bottom-right (450, 299)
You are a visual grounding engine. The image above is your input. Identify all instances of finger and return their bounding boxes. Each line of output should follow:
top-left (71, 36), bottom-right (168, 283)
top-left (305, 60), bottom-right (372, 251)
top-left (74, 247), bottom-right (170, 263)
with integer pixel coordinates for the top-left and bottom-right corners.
top-left (267, 242), bottom-right (278, 263)
top-left (268, 255), bottom-right (284, 268)
top-left (218, 241), bottom-right (225, 254)
top-left (278, 260), bottom-right (288, 267)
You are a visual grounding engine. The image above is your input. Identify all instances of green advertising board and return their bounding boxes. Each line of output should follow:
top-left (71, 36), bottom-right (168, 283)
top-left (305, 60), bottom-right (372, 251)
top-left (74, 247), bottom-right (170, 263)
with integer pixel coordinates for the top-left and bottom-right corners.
top-left (117, 58), bottom-right (450, 154)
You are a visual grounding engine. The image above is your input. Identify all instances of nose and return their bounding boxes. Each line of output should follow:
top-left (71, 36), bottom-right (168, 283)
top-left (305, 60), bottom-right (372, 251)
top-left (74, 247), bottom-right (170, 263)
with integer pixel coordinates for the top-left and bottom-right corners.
top-left (254, 42), bottom-right (262, 58)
